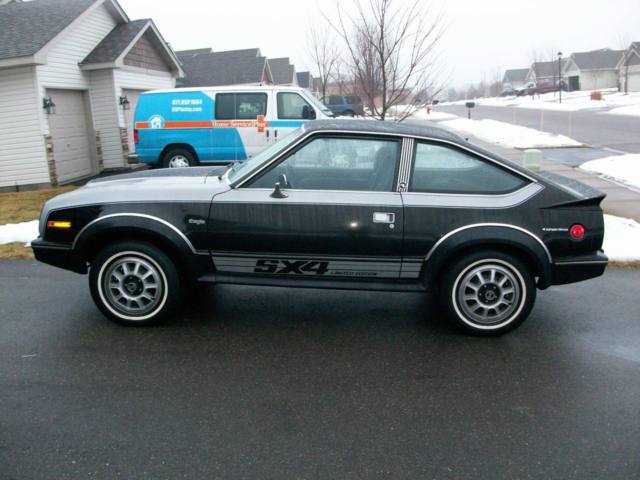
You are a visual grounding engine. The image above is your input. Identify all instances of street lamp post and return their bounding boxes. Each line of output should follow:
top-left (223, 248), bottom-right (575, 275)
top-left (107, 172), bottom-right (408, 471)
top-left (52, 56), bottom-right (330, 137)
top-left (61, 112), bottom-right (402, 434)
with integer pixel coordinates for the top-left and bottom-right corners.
top-left (558, 51), bottom-right (563, 104)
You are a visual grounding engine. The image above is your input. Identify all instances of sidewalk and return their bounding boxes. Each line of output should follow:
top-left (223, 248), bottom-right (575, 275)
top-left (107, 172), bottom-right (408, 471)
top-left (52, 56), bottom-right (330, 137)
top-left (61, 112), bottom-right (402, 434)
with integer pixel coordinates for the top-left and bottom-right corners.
top-left (467, 137), bottom-right (640, 222)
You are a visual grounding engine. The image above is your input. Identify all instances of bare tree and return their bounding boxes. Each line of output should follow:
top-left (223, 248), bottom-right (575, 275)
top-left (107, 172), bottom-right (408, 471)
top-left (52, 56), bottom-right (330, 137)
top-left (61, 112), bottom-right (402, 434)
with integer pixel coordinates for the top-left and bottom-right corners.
top-left (307, 26), bottom-right (340, 101)
top-left (616, 34), bottom-right (632, 94)
top-left (325, 0), bottom-right (446, 121)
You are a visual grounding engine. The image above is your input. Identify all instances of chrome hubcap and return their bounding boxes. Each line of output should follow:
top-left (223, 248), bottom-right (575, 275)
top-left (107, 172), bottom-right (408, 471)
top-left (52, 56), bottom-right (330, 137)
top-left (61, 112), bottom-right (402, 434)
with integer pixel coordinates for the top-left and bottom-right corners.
top-left (168, 155), bottom-right (190, 168)
top-left (457, 263), bottom-right (521, 325)
top-left (102, 256), bottom-right (164, 316)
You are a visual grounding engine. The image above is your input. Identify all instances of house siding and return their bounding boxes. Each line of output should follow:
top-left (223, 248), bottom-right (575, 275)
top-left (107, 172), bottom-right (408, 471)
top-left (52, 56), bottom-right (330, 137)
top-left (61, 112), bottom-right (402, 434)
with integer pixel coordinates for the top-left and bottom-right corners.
top-left (0, 66), bottom-right (50, 188)
top-left (88, 69), bottom-right (123, 169)
top-left (36, 3), bottom-right (117, 93)
top-left (114, 68), bottom-right (175, 127)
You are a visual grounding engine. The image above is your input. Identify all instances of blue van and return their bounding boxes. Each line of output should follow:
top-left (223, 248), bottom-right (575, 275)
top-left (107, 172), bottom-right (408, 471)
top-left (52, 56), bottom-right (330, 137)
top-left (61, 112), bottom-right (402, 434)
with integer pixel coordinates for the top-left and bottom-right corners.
top-left (131, 85), bottom-right (333, 168)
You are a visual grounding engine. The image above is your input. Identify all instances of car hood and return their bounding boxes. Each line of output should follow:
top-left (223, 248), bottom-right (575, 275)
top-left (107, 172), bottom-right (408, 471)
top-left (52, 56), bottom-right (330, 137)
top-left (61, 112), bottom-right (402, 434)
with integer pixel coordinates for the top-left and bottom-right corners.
top-left (40, 167), bottom-right (231, 231)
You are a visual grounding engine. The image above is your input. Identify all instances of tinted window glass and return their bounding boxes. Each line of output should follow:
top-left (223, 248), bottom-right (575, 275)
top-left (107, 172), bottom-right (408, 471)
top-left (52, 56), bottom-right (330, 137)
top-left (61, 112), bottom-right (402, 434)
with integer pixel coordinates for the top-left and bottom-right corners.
top-left (410, 143), bottom-right (528, 194)
top-left (216, 93), bottom-right (267, 120)
top-left (327, 95), bottom-right (344, 105)
top-left (249, 137), bottom-right (399, 192)
top-left (277, 92), bottom-right (311, 119)
top-left (346, 95), bottom-right (361, 104)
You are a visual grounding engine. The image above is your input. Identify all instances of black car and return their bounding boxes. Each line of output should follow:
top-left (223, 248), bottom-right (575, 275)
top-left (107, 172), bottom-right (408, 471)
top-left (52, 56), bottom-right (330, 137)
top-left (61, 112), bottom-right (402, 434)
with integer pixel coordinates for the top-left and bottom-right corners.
top-left (32, 120), bottom-right (607, 334)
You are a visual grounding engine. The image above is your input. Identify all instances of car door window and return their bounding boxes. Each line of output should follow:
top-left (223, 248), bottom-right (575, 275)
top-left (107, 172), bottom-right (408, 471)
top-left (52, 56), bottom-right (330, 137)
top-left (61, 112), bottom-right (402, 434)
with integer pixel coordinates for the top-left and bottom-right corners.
top-left (248, 136), bottom-right (400, 192)
top-left (277, 92), bottom-right (312, 119)
top-left (216, 93), bottom-right (267, 120)
top-left (410, 142), bottom-right (528, 194)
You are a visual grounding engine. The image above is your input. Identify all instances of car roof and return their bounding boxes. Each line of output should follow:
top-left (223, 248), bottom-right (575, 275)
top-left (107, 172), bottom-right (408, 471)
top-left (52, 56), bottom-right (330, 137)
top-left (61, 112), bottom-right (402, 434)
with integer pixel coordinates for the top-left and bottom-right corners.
top-left (303, 119), bottom-right (465, 143)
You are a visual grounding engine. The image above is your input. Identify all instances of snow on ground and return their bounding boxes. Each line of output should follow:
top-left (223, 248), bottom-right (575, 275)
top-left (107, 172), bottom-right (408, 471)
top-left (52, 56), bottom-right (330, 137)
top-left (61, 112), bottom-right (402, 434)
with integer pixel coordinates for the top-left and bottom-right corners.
top-left (580, 154), bottom-right (640, 190)
top-left (605, 104), bottom-right (640, 117)
top-left (441, 89), bottom-right (640, 115)
top-left (410, 110), bottom-right (457, 121)
top-left (0, 220), bottom-right (38, 246)
top-left (438, 117), bottom-right (582, 149)
top-left (604, 215), bottom-right (640, 262)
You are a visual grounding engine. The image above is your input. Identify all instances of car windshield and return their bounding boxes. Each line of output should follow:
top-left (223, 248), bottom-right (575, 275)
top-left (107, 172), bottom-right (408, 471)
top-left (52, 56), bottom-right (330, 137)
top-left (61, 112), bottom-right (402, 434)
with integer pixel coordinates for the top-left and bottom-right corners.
top-left (227, 127), bottom-right (305, 183)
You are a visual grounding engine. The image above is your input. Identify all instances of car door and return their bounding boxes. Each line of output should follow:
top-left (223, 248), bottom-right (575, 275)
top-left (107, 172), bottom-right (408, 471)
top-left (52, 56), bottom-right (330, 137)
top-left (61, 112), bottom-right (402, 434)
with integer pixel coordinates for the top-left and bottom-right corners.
top-left (208, 133), bottom-right (405, 279)
top-left (268, 91), bottom-right (311, 143)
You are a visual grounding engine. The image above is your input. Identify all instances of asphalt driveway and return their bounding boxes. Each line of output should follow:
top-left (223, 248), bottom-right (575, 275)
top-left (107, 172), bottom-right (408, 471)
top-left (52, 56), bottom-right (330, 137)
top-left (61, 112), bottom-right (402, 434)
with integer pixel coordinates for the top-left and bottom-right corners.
top-left (1, 261), bottom-right (639, 479)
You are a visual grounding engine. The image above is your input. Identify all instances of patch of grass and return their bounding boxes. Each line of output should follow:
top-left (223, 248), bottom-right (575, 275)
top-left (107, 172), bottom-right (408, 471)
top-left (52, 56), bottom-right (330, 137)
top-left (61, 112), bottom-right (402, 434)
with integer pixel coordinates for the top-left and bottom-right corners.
top-left (0, 185), bottom-right (76, 224)
top-left (0, 243), bottom-right (34, 260)
top-left (608, 260), bottom-right (640, 269)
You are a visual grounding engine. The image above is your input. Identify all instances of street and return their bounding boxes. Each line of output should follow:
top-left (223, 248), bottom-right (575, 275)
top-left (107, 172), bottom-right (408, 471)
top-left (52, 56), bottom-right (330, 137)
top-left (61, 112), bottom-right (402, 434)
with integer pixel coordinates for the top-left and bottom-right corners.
top-left (1, 261), bottom-right (639, 479)
top-left (436, 104), bottom-right (640, 154)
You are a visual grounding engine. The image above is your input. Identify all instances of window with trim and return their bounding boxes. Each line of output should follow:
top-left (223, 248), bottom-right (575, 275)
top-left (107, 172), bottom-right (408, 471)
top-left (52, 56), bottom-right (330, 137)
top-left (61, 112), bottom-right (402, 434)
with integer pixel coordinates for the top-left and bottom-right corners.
top-left (248, 136), bottom-right (400, 192)
top-left (277, 92), bottom-right (312, 119)
top-left (410, 142), bottom-right (528, 194)
top-left (216, 93), bottom-right (267, 120)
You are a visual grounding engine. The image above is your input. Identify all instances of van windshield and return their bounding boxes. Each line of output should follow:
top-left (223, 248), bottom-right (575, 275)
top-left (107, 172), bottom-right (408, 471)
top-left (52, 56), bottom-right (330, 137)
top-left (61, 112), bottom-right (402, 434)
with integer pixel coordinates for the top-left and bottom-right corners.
top-left (227, 128), bottom-right (304, 183)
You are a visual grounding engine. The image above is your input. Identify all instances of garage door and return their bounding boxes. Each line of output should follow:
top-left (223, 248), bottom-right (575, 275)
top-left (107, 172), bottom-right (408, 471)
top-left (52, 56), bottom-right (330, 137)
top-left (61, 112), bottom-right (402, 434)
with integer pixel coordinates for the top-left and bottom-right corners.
top-left (123, 89), bottom-right (144, 153)
top-left (628, 72), bottom-right (640, 92)
top-left (48, 89), bottom-right (94, 183)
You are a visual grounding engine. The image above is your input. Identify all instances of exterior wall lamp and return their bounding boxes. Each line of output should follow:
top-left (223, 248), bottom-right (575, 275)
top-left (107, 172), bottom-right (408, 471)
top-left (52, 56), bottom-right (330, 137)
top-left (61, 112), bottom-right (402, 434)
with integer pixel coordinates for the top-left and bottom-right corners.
top-left (43, 96), bottom-right (56, 115)
top-left (119, 95), bottom-right (130, 111)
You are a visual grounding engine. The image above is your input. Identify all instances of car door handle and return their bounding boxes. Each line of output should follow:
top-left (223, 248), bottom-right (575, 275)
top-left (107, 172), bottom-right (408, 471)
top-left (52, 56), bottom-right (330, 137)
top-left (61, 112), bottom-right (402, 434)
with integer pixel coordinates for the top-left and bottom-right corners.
top-left (373, 212), bottom-right (395, 224)
top-left (266, 129), bottom-right (270, 139)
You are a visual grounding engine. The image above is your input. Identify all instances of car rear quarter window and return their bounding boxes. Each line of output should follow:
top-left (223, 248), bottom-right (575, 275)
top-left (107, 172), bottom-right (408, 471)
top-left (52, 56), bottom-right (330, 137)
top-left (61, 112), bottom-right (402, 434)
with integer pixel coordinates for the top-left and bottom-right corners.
top-left (216, 93), bottom-right (267, 120)
top-left (410, 142), bottom-right (528, 194)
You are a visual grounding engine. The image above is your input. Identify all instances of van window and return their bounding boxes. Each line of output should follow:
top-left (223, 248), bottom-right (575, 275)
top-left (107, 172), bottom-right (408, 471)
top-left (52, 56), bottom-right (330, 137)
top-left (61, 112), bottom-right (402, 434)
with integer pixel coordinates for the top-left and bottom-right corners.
top-left (277, 92), bottom-right (312, 119)
top-left (327, 96), bottom-right (344, 105)
top-left (216, 93), bottom-right (267, 120)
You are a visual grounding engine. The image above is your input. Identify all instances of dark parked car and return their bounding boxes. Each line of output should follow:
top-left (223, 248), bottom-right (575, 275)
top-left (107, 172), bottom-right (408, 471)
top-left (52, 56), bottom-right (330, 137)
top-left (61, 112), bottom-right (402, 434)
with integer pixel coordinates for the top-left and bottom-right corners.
top-left (32, 120), bottom-right (607, 335)
top-left (322, 95), bottom-right (364, 116)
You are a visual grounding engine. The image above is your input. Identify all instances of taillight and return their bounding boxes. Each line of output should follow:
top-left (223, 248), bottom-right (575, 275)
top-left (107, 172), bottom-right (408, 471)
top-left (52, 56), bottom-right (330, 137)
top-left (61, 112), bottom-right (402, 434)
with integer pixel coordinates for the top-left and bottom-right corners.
top-left (570, 224), bottom-right (586, 240)
top-left (134, 129), bottom-right (139, 144)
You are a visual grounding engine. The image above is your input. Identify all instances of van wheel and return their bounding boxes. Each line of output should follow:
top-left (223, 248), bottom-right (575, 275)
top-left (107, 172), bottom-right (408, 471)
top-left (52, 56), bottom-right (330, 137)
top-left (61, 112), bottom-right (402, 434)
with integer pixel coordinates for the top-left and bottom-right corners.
top-left (89, 241), bottom-right (183, 326)
top-left (439, 250), bottom-right (536, 335)
top-left (162, 148), bottom-right (196, 168)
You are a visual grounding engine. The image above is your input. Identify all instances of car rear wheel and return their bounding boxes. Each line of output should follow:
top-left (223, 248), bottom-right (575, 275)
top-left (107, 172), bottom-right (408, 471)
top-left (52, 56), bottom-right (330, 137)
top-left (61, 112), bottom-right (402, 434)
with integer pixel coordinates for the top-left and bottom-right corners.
top-left (440, 251), bottom-right (536, 335)
top-left (89, 241), bottom-right (182, 326)
top-left (162, 148), bottom-right (196, 168)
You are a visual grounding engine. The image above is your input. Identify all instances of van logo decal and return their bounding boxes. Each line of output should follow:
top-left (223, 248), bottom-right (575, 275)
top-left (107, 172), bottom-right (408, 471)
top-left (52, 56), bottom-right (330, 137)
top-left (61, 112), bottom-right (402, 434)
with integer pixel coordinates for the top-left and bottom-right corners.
top-left (149, 115), bottom-right (165, 129)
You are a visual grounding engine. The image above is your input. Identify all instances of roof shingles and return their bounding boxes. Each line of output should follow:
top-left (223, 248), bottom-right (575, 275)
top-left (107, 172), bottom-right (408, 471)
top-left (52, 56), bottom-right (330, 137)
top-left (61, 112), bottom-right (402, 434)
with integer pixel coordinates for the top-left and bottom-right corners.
top-left (81, 19), bottom-right (148, 64)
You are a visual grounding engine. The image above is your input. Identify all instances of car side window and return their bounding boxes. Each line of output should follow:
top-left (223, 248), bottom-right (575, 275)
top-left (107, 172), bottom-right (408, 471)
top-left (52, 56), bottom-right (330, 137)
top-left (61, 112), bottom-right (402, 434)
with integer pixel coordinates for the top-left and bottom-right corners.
top-left (277, 92), bottom-right (311, 119)
top-left (410, 142), bottom-right (528, 194)
top-left (248, 136), bottom-right (400, 192)
top-left (216, 93), bottom-right (267, 120)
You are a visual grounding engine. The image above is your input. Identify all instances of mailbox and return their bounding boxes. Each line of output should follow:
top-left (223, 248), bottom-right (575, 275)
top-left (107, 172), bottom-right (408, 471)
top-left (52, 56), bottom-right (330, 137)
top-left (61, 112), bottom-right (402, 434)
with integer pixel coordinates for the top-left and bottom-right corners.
top-left (465, 101), bottom-right (476, 109)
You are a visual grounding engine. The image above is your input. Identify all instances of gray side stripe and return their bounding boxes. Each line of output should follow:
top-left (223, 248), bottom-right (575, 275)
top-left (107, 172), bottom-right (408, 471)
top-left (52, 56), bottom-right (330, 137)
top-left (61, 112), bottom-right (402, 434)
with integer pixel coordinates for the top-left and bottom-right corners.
top-left (72, 213), bottom-right (196, 254)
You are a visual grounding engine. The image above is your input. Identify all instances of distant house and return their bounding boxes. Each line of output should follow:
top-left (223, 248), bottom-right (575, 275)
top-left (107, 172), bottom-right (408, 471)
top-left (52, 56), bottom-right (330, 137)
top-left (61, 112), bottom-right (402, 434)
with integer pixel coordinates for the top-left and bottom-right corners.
top-left (618, 42), bottom-right (640, 93)
top-left (296, 71), bottom-right (311, 89)
top-left (268, 57), bottom-right (297, 86)
top-left (563, 49), bottom-right (625, 91)
top-left (502, 68), bottom-right (529, 91)
top-left (177, 48), bottom-right (273, 87)
top-left (526, 59), bottom-right (568, 88)
top-left (0, 0), bottom-right (183, 190)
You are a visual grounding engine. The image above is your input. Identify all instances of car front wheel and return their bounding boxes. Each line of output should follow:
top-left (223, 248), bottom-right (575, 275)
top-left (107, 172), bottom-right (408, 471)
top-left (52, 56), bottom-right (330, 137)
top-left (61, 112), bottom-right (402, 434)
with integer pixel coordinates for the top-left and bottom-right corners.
top-left (440, 251), bottom-right (536, 335)
top-left (89, 241), bottom-right (182, 326)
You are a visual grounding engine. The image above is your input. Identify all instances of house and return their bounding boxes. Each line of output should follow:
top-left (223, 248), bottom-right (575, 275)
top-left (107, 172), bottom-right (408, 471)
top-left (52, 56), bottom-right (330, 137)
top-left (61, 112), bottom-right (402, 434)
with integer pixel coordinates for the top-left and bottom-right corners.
top-left (526, 59), bottom-right (568, 88)
top-left (268, 58), bottom-right (297, 86)
top-left (0, 0), bottom-right (183, 190)
top-left (618, 42), bottom-right (640, 93)
top-left (177, 48), bottom-right (273, 87)
top-left (296, 71), bottom-right (311, 89)
top-left (563, 49), bottom-right (625, 91)
top-left (502, 68), bottom-right (529, 92)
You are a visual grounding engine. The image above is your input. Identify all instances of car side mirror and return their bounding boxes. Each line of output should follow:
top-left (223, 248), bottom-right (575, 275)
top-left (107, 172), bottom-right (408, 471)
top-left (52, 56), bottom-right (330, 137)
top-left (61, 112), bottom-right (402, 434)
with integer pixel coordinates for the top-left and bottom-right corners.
top-left (270, 173), bottom-right (288, 199)
top-left (302, 105), bottom-right (316, 120)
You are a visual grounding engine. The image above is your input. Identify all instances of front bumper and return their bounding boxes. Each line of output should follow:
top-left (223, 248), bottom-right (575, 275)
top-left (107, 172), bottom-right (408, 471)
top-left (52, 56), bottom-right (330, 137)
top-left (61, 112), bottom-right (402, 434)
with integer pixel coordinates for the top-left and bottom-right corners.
top-left (31, 239), bottom-right (87, 274)
top-left (550, 251), bottom-right (608, 286)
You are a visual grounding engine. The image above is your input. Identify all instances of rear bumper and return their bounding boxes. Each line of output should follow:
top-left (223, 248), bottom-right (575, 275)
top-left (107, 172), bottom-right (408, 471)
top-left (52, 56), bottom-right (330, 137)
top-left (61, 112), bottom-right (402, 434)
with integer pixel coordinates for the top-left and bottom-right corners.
top-left (31, 239), bottom-right (87, 274)
top-left (549, 251), bottom-right (608, 286)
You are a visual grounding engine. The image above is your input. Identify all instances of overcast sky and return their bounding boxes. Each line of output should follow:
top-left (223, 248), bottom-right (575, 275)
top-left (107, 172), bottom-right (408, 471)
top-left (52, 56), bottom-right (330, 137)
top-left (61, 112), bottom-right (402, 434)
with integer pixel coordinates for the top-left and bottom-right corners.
top-left (118, 0), bottom-right (640, 88)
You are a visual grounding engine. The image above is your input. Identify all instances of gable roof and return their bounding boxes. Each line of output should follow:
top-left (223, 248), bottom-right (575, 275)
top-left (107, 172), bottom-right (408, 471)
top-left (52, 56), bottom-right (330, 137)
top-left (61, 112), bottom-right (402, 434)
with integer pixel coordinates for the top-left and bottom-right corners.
top-left (268, 57), bottom-right (295, 85)
top-left (531, 59), bottom-right (568, 78)
top-left (0, 0), bottom-right (127, 62)
top-left (570, 49), bottom-right (624, 70)
top-left (296, 71), bottom-right (311, 88)
top-left (177, 48), bottom-right (271, 87)
top-left (503, 68), bottom-right (529, 83)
